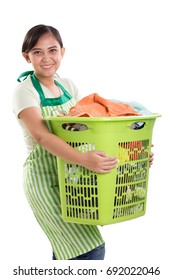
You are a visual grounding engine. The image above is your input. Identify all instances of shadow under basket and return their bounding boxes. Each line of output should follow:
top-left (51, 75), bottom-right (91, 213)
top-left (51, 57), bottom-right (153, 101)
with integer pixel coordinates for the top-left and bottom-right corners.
top-left (45, 114), bottom-right (160, 225)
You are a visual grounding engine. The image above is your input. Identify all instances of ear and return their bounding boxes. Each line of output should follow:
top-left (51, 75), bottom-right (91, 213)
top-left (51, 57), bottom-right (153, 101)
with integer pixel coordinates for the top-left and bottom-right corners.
top-left (22, 52), bottom-right (31, 63)
top-left (61, 47), bottom-right (65, 58)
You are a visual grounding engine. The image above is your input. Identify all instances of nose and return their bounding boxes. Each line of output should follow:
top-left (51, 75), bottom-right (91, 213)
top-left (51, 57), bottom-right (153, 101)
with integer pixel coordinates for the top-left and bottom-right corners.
top-left (42, 51), bottom-right (51, 62)
top-left (42, 55), bottom-right (50, 62)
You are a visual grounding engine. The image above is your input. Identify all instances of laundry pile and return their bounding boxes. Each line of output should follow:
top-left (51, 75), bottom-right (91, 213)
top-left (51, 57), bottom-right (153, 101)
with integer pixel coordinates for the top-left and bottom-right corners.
top-left (59, 93), bottom-right (152, 131)
top-left (67, 93), bottom-right (141, 117)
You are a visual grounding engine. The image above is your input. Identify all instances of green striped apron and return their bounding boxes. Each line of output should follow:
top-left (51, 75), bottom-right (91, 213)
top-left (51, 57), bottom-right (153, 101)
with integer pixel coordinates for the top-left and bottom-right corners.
top-left (20, 73), bottom-right (104, 260)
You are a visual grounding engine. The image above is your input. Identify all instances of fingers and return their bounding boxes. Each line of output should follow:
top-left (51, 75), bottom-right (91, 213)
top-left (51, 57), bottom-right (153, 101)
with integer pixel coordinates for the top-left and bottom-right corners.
top-left (101, 157), bottom-right (119, 169)
top-left (150, 152), bottom-right (154, 158)
top-left (92, 151), bottom-right (119, 173)
top-left (149, 152), bottom-right (154, 167)
top-left (95, 150), bottom-right (117, 161)
top-left (93, 145), bottom-right (155, 173)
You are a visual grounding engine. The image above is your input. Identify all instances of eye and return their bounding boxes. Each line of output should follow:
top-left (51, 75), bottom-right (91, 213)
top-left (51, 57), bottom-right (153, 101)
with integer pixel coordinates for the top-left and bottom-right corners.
top-left (33, 50), bottom-right (43, 56)
top-left (50, 48), bottom-right (58, 54)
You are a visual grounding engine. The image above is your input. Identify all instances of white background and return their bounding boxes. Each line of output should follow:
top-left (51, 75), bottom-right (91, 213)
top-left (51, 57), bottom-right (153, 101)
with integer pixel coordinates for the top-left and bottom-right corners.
top-left (1, 0), bottom-right (172, 279)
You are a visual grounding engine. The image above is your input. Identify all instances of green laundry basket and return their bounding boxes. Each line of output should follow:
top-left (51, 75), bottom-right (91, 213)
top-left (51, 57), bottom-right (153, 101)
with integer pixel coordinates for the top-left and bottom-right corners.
top-left (45, 114), bottom-right (160, 225)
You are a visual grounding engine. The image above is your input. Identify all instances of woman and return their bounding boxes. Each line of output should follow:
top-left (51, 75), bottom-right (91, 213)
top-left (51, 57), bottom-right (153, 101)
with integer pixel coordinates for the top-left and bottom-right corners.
top-left (12, 24), bottom-right (118, 260)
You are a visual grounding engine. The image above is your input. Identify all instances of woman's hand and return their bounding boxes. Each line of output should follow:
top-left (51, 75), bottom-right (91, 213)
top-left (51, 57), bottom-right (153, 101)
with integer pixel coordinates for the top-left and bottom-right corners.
top-left (81, 150), bottom-right (119, 174)
top-left (149, 144), bottom-right (154, 167)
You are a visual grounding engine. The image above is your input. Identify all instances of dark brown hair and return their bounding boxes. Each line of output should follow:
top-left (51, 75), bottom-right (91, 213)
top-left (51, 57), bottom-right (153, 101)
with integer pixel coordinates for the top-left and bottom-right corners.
top-left (22, 24), bottom-right (63, 53)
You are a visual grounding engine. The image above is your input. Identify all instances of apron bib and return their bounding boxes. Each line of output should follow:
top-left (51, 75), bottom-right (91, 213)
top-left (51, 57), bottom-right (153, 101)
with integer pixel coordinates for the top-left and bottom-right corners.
top-left (19, 72), bottom-right (104, 260)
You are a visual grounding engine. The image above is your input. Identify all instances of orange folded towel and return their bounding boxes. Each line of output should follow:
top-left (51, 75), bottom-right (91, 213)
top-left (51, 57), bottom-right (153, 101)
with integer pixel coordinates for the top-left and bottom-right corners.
top-left (67, 93), bottom-right (140, 117)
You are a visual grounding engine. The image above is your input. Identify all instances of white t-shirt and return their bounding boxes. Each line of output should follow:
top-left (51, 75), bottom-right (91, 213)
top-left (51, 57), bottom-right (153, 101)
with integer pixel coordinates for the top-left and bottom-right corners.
top-left (12, 74), bottom-right (80, 154)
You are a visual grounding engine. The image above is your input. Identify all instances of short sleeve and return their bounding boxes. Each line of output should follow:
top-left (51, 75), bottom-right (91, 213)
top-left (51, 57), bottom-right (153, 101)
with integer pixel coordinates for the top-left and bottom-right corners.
top-left (12, 83), bottom-right (40, 118)
top-left (56, 77), bottom-right (82, 101)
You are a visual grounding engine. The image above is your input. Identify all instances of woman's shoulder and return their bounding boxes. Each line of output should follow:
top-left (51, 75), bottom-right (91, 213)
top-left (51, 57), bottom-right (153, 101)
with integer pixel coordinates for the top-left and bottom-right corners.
top-left (56, 75), bottom-right (76, 88)
top-left (55, 74), bottom-right (80, 100)
top-left (13, 75), bottom-right (40, 105)
top-left (15, 75), bottom-right (33, 90)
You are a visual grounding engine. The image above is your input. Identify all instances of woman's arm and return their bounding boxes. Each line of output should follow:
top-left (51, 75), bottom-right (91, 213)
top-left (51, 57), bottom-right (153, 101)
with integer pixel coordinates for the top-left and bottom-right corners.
top-left (19, 107), bottom-right (118, 173)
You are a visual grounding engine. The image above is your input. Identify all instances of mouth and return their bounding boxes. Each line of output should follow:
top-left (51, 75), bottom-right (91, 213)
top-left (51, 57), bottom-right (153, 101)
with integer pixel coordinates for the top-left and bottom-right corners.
top-left (41, 64), bottom-right (53, 70)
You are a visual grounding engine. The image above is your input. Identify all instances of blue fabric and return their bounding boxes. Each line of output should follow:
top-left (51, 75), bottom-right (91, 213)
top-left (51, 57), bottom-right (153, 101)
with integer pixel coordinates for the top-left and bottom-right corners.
top-left (110, 99), bottom-right (152, 115)
top-left (52, 244), bottom-right (105, 260)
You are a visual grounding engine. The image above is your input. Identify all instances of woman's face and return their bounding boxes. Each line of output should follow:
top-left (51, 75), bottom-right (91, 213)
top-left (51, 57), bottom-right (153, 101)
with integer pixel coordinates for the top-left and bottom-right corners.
top-left (23, 33), bottom-right (65, 79)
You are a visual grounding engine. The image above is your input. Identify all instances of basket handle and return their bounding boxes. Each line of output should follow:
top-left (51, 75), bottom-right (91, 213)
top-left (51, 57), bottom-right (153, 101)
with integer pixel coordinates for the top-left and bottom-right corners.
top-left (62, 123), bottom-right (88, 131)
top-left (130, 122), bottom-right (145, 130)
top-left (61, 121), bottom-right (146, 131)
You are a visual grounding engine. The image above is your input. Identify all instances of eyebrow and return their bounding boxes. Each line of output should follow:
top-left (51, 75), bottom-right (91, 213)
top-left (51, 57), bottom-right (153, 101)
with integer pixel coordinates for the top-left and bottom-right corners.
top-left (31, 46), bottom-right (59, 51)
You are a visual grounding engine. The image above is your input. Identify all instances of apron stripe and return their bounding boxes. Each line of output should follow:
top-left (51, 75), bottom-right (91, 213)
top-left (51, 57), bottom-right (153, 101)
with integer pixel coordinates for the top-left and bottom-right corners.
top-left (22, 76), bottom-right (104, 259)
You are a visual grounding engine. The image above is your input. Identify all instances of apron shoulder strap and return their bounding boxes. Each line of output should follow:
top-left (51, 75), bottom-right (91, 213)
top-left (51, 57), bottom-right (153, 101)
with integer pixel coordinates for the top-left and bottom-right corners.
top-left (17, 71), bottom-right (73, 106)
top-left (17, 71), bottom-right (34, 82)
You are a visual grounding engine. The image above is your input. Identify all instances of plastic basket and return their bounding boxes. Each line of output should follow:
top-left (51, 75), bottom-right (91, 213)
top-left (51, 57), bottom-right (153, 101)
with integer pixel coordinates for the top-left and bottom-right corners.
top-left (45, 114), bottom-right (160, 225)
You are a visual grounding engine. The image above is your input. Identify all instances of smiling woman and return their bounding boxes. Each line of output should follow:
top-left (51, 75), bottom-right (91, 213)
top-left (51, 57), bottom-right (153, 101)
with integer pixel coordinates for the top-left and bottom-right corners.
top-left (12, 24), bottom-right (118, 260)
top-left (3, 1), bottom-right (171, 275)
top-left (22, 26), bottom-right (65, 97)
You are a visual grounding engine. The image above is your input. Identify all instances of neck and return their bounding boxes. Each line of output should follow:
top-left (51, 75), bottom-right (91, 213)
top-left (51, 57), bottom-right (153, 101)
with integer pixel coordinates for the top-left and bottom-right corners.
top-left (34, 73), bottom-right (54, 87)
